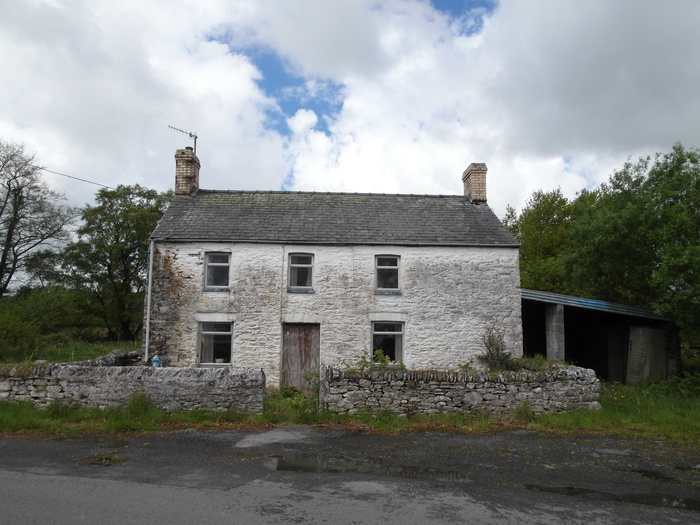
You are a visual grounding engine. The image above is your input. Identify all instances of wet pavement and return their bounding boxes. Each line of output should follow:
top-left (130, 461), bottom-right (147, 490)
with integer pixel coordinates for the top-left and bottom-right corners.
top-left (0, 426), bottom-right (698, 524)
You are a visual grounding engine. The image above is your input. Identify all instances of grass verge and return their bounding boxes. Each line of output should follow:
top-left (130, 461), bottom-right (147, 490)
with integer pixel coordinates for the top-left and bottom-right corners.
top-left (0, 377), bottom-right (698, 441)
top-left (531, 374), bottom-right (700, 441)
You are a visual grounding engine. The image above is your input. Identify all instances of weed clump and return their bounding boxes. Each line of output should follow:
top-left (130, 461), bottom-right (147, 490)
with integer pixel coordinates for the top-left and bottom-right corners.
top-left (476, 325), bottom-right (519, 372)
top-left (341, 349), bottom-right (406, 372)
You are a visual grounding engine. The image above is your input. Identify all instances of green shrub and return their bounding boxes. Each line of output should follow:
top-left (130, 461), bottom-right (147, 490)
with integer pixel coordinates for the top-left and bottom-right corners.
top-left (341, 349), bottom-right (407, 372)
top-left (476, 325), bottom-right (519, 371)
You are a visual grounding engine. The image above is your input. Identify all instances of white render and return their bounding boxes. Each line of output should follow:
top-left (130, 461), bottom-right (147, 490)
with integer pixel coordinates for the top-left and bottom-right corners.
top-left (148, 242), bottom-right (523, 387)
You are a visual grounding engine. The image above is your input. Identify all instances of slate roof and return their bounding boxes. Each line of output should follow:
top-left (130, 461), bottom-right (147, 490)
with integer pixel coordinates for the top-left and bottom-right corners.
top-left (150, 190), bottom-right (518, 247)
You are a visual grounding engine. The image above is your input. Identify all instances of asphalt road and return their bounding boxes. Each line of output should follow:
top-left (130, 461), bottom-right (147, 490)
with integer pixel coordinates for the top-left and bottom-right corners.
top-left (0, 426), bottom-right (698, 524)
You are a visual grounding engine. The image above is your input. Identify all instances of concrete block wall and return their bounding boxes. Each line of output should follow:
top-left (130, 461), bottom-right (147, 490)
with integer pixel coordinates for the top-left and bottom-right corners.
top-left (0, 364), bottom-right (265, 413)
top-left (319, 365), bottom-right (601, 415)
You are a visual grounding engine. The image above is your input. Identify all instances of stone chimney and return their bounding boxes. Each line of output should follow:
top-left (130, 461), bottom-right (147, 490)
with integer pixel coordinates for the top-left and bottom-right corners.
top-left (462, 163), bottom-right (487, 203)
top-left (174, 147), bottom-right (200, 196)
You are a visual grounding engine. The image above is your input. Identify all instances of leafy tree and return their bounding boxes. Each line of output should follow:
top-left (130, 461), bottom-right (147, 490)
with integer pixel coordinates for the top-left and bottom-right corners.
top-left (565, 164), bottom-right (658, 306)
top-left (62, 185), bottom-right (171, 341)
top-left (0, 286), bottom-right (84, 362)
top-left (504, 188), bottom-right (575, 293)
top-left (567, 143), bottom-right (700, 339)
top-left (507, 143), bottom-right (699, 340)
top-left (0, 140), bottom-right (76, 297)
top-left (644, 145), bottom-right (700, 337)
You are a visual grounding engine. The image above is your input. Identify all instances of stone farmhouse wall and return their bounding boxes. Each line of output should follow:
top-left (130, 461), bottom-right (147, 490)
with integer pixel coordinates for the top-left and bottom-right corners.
top-left (0, 364), bottom-right (265, 413)
top-left (149, 242), bottom-right (522, 387)
top-left (319, 365), bottom-right (601, 415)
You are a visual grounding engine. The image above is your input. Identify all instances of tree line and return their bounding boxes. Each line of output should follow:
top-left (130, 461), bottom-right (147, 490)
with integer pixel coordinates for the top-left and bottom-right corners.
top-left (504, 142), bottom-right (699, 342)
top-left (0, 140), bottom-right (170, 360)
top-left (1, 138), bottom-right (697, 361)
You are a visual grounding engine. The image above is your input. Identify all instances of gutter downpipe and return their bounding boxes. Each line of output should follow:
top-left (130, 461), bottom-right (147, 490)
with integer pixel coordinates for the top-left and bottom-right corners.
top-left (144, 239), bottom-right (155, 363)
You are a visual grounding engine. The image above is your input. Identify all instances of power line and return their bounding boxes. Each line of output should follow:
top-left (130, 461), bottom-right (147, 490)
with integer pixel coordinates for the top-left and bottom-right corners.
top-left (35, 166), bottom-right (113, 189)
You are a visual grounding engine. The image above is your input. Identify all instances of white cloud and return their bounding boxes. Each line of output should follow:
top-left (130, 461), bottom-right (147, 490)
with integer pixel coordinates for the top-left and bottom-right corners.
top-left (1, 0), bottom-right (699, 218)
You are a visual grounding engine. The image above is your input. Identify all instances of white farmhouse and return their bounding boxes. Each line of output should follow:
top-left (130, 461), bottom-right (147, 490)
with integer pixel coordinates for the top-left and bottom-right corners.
top-left (144, 147), bottom-right (522, 389)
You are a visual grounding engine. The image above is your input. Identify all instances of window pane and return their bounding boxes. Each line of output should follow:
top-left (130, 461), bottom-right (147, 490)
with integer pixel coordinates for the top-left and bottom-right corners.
top-left (290, 267), bottom-right (312, 287)
top-left (289, 253), bottom-right (313, 288)
top-left (201, 334), bottom-right (232, 363)
top-left (201, 322), bottom-right (231, 333)
top-left (291, 254), bottom-right (312, 265)
top-left (372, 334), bottom-right (402, 362)
top-left (377, 268), bottom-right (399, 289)
top-left (200, 322), bottom-right (232, 364)
top-left (208, 253), bottom-right (229, 264)
top-left (377, 256), bottom-right (398, 267)
top-left (206, 265), bottom-right (229, 287)
top-left (373, 322), bottom-right (402, 333)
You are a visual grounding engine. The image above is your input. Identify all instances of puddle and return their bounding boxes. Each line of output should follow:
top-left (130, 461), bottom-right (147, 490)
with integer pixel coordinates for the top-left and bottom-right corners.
top-left (525, 484), bottom-right (700, 511)
top-left (265, 453), bottom-right (471, 484)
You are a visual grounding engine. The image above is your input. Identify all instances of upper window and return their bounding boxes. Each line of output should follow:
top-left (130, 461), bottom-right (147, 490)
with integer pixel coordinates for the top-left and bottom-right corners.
top-left (376, 255), bottom-right (399, 291)
top-left (199, 322), bottom-right (232, 364)
top-left (288, 253), bottom-right (313, 290)
top-left (372, 321), bottom-right (404, 362)
top-left (204, 253), bottom-right (230, 289)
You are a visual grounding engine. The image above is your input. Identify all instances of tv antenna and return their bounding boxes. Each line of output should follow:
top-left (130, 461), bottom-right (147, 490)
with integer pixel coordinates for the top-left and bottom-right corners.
top-left (168, 125), bottom-right (198, 154)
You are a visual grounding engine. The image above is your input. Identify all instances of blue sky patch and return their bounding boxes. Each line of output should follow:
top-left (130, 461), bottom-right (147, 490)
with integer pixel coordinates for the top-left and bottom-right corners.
top-left (249, 50), bottom-right (344, 136)
top-left (430, 0), bottom-right (497, 35)
top-left (205, 28), bottom-right (343, 137)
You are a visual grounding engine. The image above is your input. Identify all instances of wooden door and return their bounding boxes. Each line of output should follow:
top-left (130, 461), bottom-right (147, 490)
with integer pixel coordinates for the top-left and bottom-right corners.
top-left (282, 324), bottom-right (320, 394)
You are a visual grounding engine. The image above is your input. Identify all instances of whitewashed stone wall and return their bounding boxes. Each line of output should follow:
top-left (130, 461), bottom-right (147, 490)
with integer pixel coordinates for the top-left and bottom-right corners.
top-left (320, 365), bottom-right (601, 415)
top-left (148, 242), bottom-right (522, 386)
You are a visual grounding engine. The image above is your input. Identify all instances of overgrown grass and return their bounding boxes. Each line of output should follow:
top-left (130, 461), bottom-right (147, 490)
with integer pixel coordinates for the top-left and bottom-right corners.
top-left (532, 374), bottom-right (700, 441)
top-left (0, 340), bottom-right (140, 365)
top-left (1, 377), bottom-right (699, 441)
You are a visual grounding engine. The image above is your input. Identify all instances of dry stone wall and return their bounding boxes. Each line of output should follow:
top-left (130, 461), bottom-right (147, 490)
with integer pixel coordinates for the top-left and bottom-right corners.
top-left (0, 364), bottom-right (265, 413)
top-left (320, 365), bottom-right (601, 415)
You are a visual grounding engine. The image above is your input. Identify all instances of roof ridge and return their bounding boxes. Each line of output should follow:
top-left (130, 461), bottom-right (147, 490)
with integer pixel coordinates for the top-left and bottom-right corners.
top-left (196, 189), bottom-right (467, 199)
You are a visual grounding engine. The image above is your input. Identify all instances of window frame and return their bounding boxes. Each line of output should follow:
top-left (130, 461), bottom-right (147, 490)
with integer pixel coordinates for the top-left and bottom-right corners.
top-left (371, 321), bottom-right (404, 363)
top-left (203, 252), bottom-right (230, 290)
top-left (288, 252), bottom-right (314, 292)
top-left (198, 321), bottom-right (233, 365)
top-left (375, 255), bottom-right (400, 293)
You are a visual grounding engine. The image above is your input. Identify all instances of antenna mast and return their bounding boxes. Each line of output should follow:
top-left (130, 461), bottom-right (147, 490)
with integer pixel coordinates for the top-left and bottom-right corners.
top-left (168, 125), bottom-right (198, 154)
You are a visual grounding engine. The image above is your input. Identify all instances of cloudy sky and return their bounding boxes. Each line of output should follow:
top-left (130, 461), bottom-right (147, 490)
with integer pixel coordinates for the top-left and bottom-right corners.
top-left (2, 0), bottom-right (699, 217)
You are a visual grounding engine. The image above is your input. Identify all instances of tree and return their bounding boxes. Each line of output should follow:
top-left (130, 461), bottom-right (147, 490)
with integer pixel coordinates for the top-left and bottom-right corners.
top-left (564, 163), bottom-right (658, 306)
top-left (504, 188), bottom-right (575, 293)
top-left (0, 141), bottom-right (76, 297)
top-left (62, 185), bottom-right (171, 341)
top-left (507, 143), bottom-right (700, 340)
top-left (556, 143), bottom-right (699, 340)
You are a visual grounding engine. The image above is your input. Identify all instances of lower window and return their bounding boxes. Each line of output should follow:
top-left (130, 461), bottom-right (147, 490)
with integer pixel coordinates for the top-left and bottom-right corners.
top-left (372, 322), bottom-right (404, 362)
top-left (199, 322), bottom-right (232, 364)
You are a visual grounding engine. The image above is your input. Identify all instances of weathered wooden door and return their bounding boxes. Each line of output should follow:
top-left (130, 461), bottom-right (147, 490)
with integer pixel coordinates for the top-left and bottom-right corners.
top-left (282, 324), bottom-right (320, 394)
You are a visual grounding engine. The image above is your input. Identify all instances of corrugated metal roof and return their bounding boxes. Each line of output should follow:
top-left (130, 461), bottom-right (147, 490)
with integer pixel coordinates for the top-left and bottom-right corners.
top-left (521, 289), bottom-right (668, 321)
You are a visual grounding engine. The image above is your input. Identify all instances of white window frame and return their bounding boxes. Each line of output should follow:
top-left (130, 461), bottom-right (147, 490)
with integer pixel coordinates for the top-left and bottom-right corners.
top-left (199, 322), bottom-right (233, 365)
top-left (375, 255), bottom-right (400, 292)
top-left (288, 253), bottom-right (314, 291)
top-left (204, 252), bottom-right (230, 289)
top-left (371, 321), bottom-right (404, 363)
